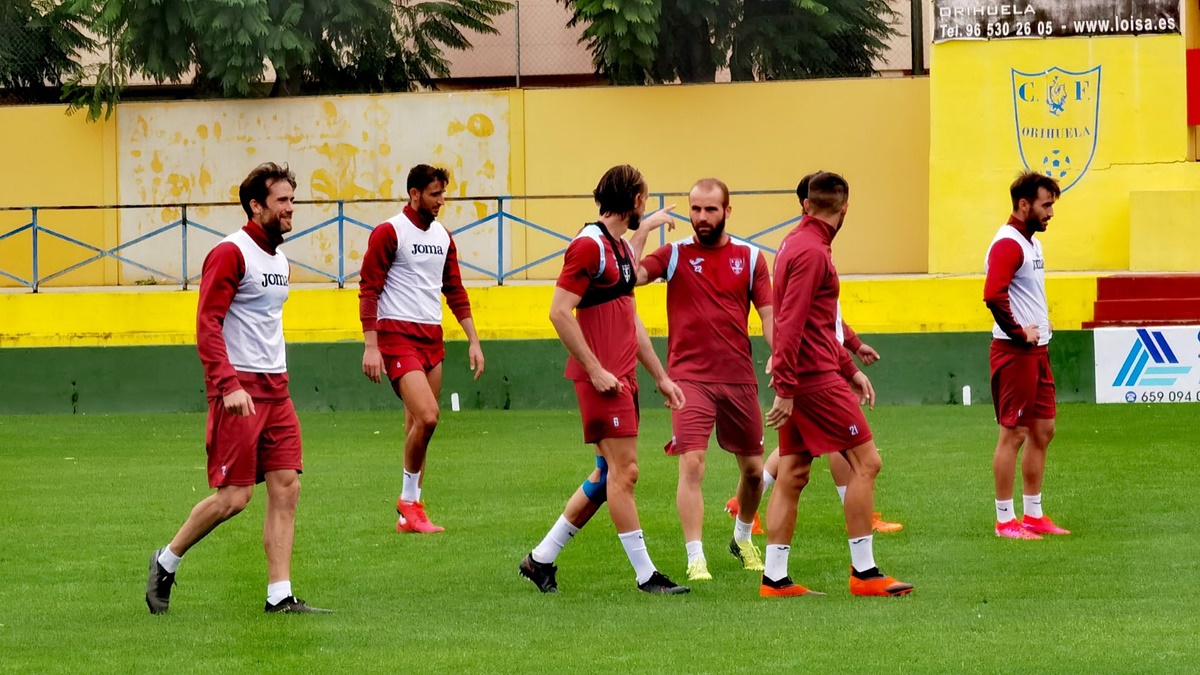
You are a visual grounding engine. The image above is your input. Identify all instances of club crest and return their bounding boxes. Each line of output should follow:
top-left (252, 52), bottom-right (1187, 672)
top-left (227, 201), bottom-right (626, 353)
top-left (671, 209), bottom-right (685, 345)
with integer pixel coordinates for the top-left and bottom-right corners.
top-left (1011, 65), bottom-right (1101, 192)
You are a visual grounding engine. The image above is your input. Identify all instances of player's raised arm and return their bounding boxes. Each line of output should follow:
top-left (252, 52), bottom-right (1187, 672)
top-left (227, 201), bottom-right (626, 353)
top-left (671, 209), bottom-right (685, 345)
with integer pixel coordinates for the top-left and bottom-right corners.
top-left (630, 204), bottom-right (675, 285)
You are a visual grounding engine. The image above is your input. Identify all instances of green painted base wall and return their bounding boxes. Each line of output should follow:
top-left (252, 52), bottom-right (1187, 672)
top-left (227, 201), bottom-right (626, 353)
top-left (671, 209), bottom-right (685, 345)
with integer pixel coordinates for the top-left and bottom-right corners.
top-left (0, 332), bottom-right (1095, 415)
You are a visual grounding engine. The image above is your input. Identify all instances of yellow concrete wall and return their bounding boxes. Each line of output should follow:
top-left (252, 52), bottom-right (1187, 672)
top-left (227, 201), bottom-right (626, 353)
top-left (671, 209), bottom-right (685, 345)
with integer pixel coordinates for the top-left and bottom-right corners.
top-left (521, 78), bottom-right (932, 277)
top-left (1130, 190), bottom-right (1200, 272)
top-left (0, 106), bottom-right (119, 287)
top-left (929, 34), bottom-right (1200, 275)
top-left (0, 276), bottom-right (1097, 348)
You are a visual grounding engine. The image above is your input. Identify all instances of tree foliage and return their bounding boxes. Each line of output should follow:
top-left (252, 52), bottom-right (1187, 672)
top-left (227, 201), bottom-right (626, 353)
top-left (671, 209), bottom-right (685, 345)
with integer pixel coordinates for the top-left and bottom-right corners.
top-left (0, 0), bottom-right (94, 100)
top-left (63, 0), bottom-right (512, 120)
top-left (561, 0), bottom-right (901, 85)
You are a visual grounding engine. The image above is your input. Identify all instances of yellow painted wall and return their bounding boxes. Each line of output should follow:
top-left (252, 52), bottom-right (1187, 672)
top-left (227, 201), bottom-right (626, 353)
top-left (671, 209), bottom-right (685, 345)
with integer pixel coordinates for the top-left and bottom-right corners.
top-left (0, 106), bottom-right (119, 287)
top-left (1130, 190), bottom-right (1200, 272)
top-left (521, 78), bottom-right (931, 277)
top-left (929, 34), bottom-right (1200, 274)
top-left (0, 276), bottom-right (1097, 348)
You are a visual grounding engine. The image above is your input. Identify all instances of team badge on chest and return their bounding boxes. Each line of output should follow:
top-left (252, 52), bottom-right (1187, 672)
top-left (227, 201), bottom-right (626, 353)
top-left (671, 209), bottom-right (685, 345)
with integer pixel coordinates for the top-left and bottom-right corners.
top-left (730, 258), bottom-right (744, 275)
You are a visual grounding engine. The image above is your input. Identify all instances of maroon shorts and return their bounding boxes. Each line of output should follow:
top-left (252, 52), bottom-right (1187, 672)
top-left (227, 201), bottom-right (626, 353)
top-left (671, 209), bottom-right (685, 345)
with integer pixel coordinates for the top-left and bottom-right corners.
top-left (990, 341), bottom-right (1056, 427)
top-left (665, 381), bottom-right (764, 456)
top-left (778, 383), bottom-right (873, 457)
top-left (205, 397), bottom-right (303, 488)
top-left (383, 338), bottom-right (445, 385)
top-left (573, 373), bottom-right (639, 444)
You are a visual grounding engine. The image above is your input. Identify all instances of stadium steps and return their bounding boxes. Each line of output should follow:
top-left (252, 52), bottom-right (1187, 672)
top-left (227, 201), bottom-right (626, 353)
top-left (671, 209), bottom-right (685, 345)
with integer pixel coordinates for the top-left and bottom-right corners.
top-left (1083, 274), bottom-right (1200, 328)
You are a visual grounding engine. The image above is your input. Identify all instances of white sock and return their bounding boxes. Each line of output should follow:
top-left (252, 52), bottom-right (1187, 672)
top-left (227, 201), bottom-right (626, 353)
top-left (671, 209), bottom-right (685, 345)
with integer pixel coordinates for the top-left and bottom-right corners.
top-left (531, 515), bottom-right (579, 564)
top-left (763, 470), bottom-right (776, 488)
top-left (849, 535), bottom-right (876, 573)
top-left (764, 544), bottom-right (790, 582)
top-left (266, 580), bottom-right (292, 606)
top-left (1024, 493), bottom-right (1043, 519)
top-left (401, 470), bottom-right (421, 503)
top-left (734, 517), bottom-right (754, 543)
top-left (157, 546), bottom-right (183, 573)
top-left (618, 530), bottom-right (657, 584)
top-left (996, 499), bottom-right (1016, 523)
top-left (685, 540), bottom-right (705, 565)
top-left (836, 485), bottom-right (848, 504)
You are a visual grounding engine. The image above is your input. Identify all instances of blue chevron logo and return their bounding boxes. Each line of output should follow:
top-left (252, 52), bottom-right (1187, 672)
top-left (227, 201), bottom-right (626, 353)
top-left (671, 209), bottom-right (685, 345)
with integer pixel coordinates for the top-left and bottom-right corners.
top-left (1112, 329), bottom-right (1192, 387)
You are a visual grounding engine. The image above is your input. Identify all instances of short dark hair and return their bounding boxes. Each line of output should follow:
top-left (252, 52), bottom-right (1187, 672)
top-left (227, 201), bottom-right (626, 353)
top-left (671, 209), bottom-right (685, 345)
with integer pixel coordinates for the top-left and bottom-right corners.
top-left (239, 162), bottom-right (296, 219)
top-left (593, 164), bottom-right (646, 216)
top-left (805, 172), bottom-right (849, 214)
top-left (1010, 170), bottom-right (1061, 211)
top-left (408, 164), bottom-right (450, 194)
top-left (795, 171), bottom-right (822, 203)
top-left (692, 177), bottom-right (730, 207)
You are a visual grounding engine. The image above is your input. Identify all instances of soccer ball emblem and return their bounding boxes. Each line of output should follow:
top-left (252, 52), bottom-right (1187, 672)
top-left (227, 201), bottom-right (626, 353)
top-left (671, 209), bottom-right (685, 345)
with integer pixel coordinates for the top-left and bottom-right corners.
top-left (1041, 149), bottom-right (1071, 180)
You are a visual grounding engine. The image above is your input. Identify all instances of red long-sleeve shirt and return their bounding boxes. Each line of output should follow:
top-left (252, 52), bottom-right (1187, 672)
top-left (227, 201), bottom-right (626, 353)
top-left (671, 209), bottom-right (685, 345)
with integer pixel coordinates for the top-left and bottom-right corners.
top-left (196, 221), bottom-right (290, 400)
top-left (841, 320), bottom-right (864, 352)
top-left (358, 204), bottom-right (473, 345)
top-left (771, 215), bottom-right (860, 398)
top-left (983, 216), bottom-right (1031, 342)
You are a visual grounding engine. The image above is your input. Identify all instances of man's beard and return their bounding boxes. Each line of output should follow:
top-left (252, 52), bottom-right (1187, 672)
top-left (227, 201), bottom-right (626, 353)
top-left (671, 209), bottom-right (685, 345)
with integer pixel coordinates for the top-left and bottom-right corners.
top-left (627, 210), bottom-right (641, 231)
top-left (695, 218), bottom-right (726, 246)
top-left (1026, 214), bottom-right (1047, 232)
top-left (262, 212), bottom-right (286, 245)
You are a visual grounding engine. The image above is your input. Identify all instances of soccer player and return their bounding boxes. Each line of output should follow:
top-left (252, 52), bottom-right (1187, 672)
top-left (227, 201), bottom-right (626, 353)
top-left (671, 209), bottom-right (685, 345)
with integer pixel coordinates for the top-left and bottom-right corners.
top-left (359, 164), bottom-right (485, 534)
top-left (145, 163), bottom-right (329, 614)
top-left (983, 171), bottom-right (1069, 540)
top-left (762, 171), bottom-right (912, 598)
top-left (629, 177), bottom-right (771, 582)
top-left (518, 164), bottom-right (689, 595)
top-left (725, 172), bottom-right (902, 534)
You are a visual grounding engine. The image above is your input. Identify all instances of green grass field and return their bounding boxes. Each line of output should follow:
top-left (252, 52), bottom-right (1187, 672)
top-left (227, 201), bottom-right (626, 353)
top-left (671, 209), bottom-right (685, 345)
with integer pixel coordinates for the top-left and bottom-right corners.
top-left (1, 404), bottom-right (1198, 673)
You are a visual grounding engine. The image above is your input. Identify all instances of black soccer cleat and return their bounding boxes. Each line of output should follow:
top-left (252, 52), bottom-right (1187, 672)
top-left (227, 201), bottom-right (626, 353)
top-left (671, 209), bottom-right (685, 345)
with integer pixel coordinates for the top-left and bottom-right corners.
top-left (145, 548), bottom-right (176, 615)
top-left (264, 596), bottom-right (333, 613)
top-left (519, 553), bottom-right (559, 593)
top-left (637, 571), bottom-right (690, 595)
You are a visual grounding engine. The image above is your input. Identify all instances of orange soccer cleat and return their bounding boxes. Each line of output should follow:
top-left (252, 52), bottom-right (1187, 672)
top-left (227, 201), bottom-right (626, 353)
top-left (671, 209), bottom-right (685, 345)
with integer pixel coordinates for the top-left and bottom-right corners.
top-left (1021, 515), bottom-right (1070, 536)
top-left (760, 576), bottom-right (824, 598)
top-left (724, 496), bottom-right (764, 535)
top-left (995, 519), bottom-right (1042, 540)
top-left (849, 568), bottom-right (913, 597)
top-left (396, 499), bottom-right (445, 534)
top-left (872, 512), bottom-right (903, 533)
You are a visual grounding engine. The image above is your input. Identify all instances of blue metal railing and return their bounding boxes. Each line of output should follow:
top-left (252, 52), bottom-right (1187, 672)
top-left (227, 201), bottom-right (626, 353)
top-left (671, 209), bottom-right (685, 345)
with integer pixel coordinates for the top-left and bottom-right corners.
top-left (0, 190), bottom-right (797, 291)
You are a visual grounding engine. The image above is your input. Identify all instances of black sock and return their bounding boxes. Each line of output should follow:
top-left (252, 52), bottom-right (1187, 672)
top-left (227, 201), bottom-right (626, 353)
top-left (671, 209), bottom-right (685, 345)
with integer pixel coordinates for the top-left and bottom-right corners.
top-left (851, 566), bottom-right (883, 580)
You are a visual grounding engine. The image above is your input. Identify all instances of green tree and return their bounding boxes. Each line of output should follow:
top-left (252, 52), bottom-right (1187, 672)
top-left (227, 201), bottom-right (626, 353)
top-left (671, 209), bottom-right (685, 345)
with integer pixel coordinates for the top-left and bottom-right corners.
top-left (65, 0), bottom-right (512, 121)
top-left (0, 0), bottom-right (94, 101)
top-left (561, 0), bottom-right (900, 85)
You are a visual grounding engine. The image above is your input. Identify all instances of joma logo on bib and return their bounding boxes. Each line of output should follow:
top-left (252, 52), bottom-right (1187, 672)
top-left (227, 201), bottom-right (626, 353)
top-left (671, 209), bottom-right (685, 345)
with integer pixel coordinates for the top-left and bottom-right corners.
top-left (261, 273), bottom-right (289, 288)
top-left (412, 243), bottom-right (445, 255)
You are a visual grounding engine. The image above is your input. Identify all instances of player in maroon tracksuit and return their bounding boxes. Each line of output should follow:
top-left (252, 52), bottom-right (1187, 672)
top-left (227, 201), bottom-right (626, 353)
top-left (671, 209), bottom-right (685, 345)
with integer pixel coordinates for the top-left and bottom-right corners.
top-left (762, 171), bottom-right (912, 598)
top-left (728, 171), bottom-right (903, 535)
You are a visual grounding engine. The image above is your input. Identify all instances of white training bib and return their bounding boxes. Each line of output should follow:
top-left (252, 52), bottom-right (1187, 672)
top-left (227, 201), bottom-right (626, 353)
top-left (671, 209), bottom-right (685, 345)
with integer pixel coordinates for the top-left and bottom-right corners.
top-left (222, 230), bottom-right (290, 373)
top-left (377, 213), bottom-right (452, 326)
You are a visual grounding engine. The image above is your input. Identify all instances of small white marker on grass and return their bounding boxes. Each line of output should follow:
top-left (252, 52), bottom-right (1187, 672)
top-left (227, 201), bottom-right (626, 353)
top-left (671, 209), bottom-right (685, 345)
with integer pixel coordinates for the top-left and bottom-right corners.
top-left (450, 393), bottom-right (461, 412)
top-left (963, 385), bottom-right (972, 406)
